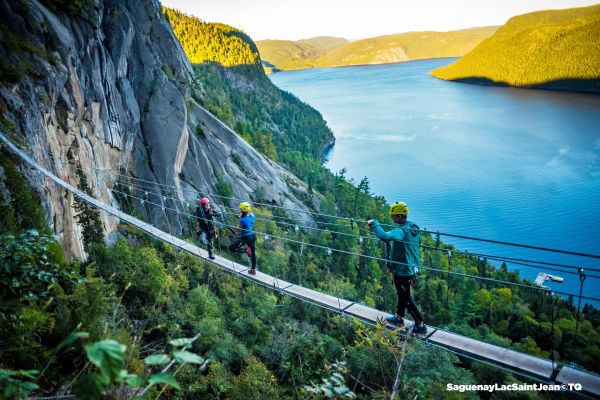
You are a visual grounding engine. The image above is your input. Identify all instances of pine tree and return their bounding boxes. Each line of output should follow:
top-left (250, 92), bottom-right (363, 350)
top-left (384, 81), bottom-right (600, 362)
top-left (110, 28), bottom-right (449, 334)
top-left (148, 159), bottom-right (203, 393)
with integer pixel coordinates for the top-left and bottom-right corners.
top-left (73, 168), bottom-right (103, 249)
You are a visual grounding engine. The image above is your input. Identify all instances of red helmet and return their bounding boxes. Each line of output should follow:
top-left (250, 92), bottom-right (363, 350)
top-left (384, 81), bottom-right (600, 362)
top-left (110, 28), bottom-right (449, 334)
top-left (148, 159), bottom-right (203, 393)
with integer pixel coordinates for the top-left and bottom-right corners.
top-left (199, 197), bottom-right (210, 205)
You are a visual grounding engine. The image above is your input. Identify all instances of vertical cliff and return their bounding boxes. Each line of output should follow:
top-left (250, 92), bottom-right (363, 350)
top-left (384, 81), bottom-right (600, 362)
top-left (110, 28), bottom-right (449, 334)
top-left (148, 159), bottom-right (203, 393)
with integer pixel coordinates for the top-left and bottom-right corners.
top-left (0, 0), bottom-right (314, 259)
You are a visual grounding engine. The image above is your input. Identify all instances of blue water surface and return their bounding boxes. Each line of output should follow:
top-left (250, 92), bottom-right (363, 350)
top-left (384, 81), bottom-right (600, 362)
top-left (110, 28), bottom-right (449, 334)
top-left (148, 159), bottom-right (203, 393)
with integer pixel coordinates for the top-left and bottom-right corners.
top-left (270, 58), bottom-right (600, 303)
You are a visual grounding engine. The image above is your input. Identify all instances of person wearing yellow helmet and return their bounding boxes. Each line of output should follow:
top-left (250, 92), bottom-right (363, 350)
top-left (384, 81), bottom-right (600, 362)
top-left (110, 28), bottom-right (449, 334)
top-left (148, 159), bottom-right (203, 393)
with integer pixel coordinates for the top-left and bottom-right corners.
top-left (367, 201), bottom-right (427, 334)
top-left (239, 201), bottom-right (251, 213)
top-left (229, 201), bottom-right (257, 274)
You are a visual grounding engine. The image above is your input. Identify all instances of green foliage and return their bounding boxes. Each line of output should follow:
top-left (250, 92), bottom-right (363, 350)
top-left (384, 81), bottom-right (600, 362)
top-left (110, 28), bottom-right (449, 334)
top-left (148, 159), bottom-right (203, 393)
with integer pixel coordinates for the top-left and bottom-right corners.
top-left (124, 246), bottom-right (169, 308)
top-left (215, 174), bottom-right (233, 198)
top-left (194, 123), bottom-right (205, 137)
top-left (38, 0), bottom-right (95, 17)
top-left (144, 353), bottom-right (170, 366)
top-left (111, 181), bottom-right (135, 215)
top-left (2, 214), bottom-right (599, 398)
top-left (432, 4), bottom-right (600, 92)
top-left (303, 361), bottom-right (356, 399)
top-left (0, 153), bottom-right (48, 234)
top-left (400, 343), bottom-right (477, 400)
top-left (0, 180), bottom-right (77, 370)
top-left (165, 9), bottom-right (335, 166)
top-left (162, 63), bottom-right (175, 82)
top-left (0, 28), bottom-right (57, 63)
top-left (84, 340), bottom-right (127, 384)
top-left (73, 335), bottom-right (206, 399)
top-left (148, 372), bottom-right (180, 390)
top-left (231, 358), bottom-right (279, 400)
top-left (163, 7), bottom-right (260, 67)
top-left (73, 168), bottom-right (104, 249)
top-left (191, 62), bottom-right (335, 170)
top-left (0, 230), bottom-right (78, 303)
top-left (0, 60), bottom-right (36, 83)
top-left (0, 369), bottom-right (39, 399)
top-left (0, 26), bottom-right (62, 84)
top-left (69, 267), bottom-right (112, 340)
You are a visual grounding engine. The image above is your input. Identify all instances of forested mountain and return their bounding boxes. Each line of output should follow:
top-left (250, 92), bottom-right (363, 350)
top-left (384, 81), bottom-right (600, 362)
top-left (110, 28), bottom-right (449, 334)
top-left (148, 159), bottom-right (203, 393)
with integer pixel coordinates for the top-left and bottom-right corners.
top-left (163, 7), bottom-right (335, 179)
top-left (163, 8), bottom-right (260, 67)
top-left (1, 1), bottom-right (600, 398)
top-left (432, 4), bottom-right (600, 93)
top-left (256, 36), bottom-right (349, 72)
top-left (257, 27), bottom-right (497, 72)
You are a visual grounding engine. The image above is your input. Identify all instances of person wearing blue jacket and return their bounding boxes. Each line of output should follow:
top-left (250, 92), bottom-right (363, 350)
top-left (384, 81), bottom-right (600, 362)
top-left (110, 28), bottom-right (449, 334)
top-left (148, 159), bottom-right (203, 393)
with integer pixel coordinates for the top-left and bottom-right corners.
top-left (229, 201), bottom-right (257, 274)
top-left (368, 201), bottom-right (427, 334)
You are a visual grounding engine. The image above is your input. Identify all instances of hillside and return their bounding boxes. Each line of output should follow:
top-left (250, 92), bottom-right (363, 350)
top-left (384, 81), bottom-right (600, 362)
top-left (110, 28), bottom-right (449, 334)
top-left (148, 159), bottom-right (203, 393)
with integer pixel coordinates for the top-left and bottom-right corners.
top-left (316, 26), bottom-right (498, 68)
top-left (432, 4), bottom-right (600, 93)
top-left (164, 7), bottom-right (335, 179)
top-left (257, 36), bottom-right (349, 71)
top-left (163, 8), bottom-right (260, 67)
top-left (257, 27), bottom-right (497, 72)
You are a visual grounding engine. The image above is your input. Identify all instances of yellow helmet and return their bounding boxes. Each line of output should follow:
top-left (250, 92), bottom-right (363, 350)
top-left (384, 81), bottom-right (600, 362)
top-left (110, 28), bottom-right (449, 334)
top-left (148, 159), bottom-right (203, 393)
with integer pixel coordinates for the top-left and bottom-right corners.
top-left (239, 202), bottom-right (251, 213)
top-left (389, 201), bottom-right (408, 215)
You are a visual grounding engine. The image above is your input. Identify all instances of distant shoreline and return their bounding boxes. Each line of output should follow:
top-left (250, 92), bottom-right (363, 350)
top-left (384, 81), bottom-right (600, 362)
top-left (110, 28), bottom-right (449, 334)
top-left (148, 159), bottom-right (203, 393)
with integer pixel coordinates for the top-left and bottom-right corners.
top-left (431, 75), bottom-right (600, 96)
top-left (269, 58), bottom-right (600, 95)
top-left (266, 56), bottom-right (459, 75)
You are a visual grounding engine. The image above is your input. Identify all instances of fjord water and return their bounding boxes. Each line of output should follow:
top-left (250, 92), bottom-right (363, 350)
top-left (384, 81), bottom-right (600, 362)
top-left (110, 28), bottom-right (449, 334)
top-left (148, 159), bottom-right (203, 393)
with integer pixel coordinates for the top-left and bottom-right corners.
top-left (270, 58), bottom-right (600, 302)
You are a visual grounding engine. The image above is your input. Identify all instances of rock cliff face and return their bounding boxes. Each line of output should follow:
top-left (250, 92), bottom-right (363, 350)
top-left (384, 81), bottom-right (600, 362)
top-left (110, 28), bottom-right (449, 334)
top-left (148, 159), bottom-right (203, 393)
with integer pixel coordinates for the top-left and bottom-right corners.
top-left (0, 0), bottom-right (314, 259)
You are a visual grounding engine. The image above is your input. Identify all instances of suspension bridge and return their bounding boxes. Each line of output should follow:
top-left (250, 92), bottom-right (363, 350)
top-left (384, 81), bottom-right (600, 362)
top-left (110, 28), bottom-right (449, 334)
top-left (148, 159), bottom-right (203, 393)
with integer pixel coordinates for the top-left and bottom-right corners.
top-left (1, 129), bottom-right (599, 398)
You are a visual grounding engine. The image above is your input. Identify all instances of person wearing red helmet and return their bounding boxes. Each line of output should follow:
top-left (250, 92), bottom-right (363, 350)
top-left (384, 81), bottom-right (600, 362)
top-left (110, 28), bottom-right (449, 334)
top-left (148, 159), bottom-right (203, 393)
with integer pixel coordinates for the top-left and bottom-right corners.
top-left (196, 197), bottom-right (217, 259)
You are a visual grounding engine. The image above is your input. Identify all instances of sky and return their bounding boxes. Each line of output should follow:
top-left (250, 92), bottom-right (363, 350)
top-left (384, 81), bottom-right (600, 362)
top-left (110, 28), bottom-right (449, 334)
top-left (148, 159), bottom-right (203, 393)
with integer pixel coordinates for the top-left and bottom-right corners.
top-left (160, 0), bottom-right (600, 41)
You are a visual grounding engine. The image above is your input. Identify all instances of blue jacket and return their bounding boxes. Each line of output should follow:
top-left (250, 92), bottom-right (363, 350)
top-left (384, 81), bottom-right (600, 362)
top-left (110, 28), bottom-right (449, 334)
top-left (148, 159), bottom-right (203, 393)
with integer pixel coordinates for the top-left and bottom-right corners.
top-left (370, 220), bottom-right (421, 276)
top-left (239, 213), bottom-right (256, 237)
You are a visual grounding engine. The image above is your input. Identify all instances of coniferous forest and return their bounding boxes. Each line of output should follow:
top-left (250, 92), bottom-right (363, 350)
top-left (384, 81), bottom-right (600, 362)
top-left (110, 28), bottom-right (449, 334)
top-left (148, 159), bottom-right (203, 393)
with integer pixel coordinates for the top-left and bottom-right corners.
top-left (432, 4), bottom-right (600, 93)
top-left (1, 4), bottom-right (599, 400)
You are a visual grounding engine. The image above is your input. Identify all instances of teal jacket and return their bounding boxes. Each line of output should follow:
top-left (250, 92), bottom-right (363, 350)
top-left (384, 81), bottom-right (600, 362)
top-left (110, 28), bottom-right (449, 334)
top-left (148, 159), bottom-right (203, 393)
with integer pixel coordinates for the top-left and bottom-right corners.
top-left (370, 220), bottom-right (421, 276)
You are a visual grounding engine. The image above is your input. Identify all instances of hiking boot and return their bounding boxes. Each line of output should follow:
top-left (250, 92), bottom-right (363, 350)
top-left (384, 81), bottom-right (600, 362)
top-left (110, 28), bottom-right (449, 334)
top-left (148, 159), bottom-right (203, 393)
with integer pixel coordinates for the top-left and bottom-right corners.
top-left (386, 314), bottom-right (404, 325)
top-left (412, 323), bottom-right (427, 335)
top-left (248, 268), bottom-right (256, 275)
top-left (208, 253), bottom-right (215, 260)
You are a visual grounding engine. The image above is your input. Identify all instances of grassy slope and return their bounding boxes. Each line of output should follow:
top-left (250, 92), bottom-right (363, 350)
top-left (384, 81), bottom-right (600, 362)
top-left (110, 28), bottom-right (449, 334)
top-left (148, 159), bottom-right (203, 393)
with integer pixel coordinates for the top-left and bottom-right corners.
top-left (431, 5), bottom-right (600, 92)
top-left (316, 26), bottom-right (498, 67)
top-left (257, 36), bottom-right (349, 71)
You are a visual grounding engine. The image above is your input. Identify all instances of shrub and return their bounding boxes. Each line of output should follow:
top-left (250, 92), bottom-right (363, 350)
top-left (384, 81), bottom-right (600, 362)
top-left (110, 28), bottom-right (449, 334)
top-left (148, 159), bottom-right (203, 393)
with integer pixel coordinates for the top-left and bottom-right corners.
top-left (215, 175), bottom-right (233, 198)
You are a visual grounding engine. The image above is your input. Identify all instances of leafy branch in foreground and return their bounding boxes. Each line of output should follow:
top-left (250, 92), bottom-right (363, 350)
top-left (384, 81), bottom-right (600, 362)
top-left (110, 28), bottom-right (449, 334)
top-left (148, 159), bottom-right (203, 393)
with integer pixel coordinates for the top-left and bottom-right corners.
top-left (303, 361), bottom-right (356, 399)
top-left (0, 369), bottom-right (39, 399)
top-left (73, 335), bottom-right (208, 399)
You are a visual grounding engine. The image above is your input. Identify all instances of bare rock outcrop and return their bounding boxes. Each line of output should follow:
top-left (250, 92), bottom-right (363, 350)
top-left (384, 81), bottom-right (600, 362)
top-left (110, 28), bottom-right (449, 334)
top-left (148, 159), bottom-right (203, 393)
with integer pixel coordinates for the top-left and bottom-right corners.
top-left (0, 0), bottom-right (315, 259)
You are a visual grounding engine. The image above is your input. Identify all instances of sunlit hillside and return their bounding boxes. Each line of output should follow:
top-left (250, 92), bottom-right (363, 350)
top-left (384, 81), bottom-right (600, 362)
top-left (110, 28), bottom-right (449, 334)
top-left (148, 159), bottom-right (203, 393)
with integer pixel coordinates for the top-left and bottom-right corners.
top-left (257, 36), bottom-right (349, 71)
top-left (257, 27), bottom-right (497, 72)
top-left (432, 4), bottom-right (600, 92)
top-left (163, 7), bottom-right (260, 67)
top-left (315, 27), bottom-right (498, 68)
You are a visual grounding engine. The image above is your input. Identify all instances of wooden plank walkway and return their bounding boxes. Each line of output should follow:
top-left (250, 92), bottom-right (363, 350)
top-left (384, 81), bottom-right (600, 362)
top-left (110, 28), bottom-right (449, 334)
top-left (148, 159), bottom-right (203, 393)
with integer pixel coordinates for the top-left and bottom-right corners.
top-left (428, 330), bottom-right (556, 379)
top-left (2, 131), bottom-right (599, 398)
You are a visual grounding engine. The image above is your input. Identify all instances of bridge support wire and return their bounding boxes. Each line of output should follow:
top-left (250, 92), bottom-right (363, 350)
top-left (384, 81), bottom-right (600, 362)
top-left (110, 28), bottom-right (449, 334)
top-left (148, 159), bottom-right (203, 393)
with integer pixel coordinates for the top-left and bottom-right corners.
top-left (2, 131), bottom-right (600, 399)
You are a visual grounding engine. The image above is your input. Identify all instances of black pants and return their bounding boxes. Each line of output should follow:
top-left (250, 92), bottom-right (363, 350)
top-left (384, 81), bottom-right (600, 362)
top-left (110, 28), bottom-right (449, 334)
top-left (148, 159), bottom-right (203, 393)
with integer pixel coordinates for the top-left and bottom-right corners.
top-left (229, 234), bottom-right (256, 269)
top-left (393, 274), bottom-right (423, 324)
top-left (197, 228), bottom-right (214, 254)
